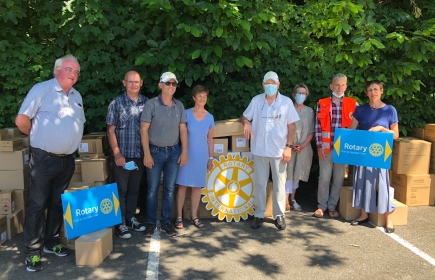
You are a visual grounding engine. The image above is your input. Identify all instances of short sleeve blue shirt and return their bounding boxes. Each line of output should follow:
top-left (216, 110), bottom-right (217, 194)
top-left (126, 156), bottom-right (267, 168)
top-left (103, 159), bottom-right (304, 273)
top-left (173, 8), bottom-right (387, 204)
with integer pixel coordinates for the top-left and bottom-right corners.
top-left (353, 104), bottom-right (398, 131)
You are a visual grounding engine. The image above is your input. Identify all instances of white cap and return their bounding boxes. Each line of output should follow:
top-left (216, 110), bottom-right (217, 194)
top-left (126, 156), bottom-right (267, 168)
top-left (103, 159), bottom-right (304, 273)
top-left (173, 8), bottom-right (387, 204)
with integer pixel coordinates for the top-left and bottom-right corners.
top-left (263, 71), bottom-right (279, 83)
top-left (160, 72), bottom-right (178, 83)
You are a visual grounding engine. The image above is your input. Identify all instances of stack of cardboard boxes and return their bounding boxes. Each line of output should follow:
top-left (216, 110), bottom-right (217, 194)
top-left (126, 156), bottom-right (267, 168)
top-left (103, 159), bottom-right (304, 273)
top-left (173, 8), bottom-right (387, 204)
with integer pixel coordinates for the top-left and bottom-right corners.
top-left (0, 128), bottom-right (28, 244)
top-left (212, 119), bottom-right (250, 158)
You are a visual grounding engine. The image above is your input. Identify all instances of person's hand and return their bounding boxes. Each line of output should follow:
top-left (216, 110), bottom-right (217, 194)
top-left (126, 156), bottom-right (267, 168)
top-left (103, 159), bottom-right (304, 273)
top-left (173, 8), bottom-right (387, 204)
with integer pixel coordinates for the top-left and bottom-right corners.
top-left (114, 153), bottom-right (126, 167)
top-left (178, 152), bottom-right (188, 167)
top-left (282, 147), bottom-right (292, 164)
top-left (369, 126), bottom-right (385, 132)
top-left (144, 154), bottom-right (154, 169)
top-left (293, 143), bottom-right (305, 153)
top-left (243, 122), bottom-right (254, 139)
top-left (318, 148), bottom-right (326, 161)
top-left (207, 159), bottom-right (213, 171)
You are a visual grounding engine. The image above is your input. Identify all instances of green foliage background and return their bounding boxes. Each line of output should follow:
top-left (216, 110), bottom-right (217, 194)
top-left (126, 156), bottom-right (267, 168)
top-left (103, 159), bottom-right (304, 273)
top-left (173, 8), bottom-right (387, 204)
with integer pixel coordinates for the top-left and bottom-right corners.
top-left (1, 0), bottom-right (435, 134)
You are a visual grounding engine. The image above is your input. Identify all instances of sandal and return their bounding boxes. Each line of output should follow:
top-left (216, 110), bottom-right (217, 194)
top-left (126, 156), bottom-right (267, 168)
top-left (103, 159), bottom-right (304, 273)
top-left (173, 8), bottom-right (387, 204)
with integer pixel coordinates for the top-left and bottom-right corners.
top-left (175, 217), bottom-right (184, 229)
top-left (328, 209), bottom-right (340, 218)
top-left (291, 200), bottom-right (302, 211)
top-left (191, 217), bottom-right (205, 228)
top-left (313, 208), bottom-right (324, 218)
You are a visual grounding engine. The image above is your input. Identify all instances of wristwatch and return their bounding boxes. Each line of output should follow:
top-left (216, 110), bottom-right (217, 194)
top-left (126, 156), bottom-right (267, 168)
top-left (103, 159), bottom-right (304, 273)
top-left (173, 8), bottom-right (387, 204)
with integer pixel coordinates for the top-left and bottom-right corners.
top-left (285, 143), bottom-right (293, 148)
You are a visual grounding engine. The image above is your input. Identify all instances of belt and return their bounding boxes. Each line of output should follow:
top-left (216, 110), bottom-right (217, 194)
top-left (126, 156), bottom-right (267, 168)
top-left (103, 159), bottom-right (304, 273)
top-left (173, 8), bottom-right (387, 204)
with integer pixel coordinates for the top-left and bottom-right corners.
top-left (31, 147), bottom-right (71, 157)
top-left (149, 143), bottom-right (179, 149)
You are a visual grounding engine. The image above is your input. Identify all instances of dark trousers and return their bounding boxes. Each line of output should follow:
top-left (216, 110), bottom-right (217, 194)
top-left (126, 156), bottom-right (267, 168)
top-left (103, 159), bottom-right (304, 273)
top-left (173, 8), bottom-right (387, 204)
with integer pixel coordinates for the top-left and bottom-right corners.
top-left (24, 148), bottom-right (75, 256)
top-left (113, 157), bottom-right (145, 224)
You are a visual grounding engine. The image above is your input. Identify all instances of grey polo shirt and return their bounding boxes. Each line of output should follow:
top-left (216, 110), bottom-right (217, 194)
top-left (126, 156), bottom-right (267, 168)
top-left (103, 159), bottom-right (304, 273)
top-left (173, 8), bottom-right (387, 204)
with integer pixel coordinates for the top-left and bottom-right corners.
top-left (18, 78), bottom-right (85, 154)
top-left (140, 94), bottom-right (186, 147)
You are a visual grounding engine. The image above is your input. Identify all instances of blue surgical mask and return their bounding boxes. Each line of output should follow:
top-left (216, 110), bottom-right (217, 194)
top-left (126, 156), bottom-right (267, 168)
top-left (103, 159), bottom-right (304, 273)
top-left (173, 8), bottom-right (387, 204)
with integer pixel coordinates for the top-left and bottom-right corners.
top-left (123, 161), bottom-right (138, 171)
top-left (264, 84), bottom-right (278, 96)
top-left (332, 91), bottom-right (344, 98)
top-left (295, 93), bottom-right (306, 104)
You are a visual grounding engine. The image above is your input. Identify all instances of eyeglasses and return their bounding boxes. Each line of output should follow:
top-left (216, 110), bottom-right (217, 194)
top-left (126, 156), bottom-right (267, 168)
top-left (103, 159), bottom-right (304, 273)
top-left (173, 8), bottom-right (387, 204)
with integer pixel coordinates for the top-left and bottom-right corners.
top-left (161, 81), bottom-right (178, 87)
top-left (296, 92), bottom-right (307, 95)
top-left (59, 67), bottom-right (80, 76)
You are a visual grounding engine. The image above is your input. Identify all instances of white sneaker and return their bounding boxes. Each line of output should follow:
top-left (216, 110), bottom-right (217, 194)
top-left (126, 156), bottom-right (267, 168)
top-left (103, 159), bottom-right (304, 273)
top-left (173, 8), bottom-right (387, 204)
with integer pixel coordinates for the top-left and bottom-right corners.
top-left (291, 200), bottom-right (302, 211)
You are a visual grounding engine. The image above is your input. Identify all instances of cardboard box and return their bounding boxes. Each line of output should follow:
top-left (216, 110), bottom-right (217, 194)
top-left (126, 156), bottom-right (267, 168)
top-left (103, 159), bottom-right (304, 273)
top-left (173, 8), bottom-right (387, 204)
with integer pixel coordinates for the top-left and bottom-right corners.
top-left (81, 157), bottom-right (109, 182)
top-left (19, 136), bottom-right (29, 148)
top-left (0, 190), bottom-right (15, 215)
top-left (338, 186), bottom-right (360, 221)
top-left (0, 168), bottom-right (30, 190)
top-left (0, 148), bottom-right (29, 170)
top-left (75, 228), bottom-right (113, 266)
top-left (429, 174), bottom-right (435, 206)
top-left (0, 138), bottom-right (23, 152)
top-left (74, 159), bottom-right (82, 174)
top-left (212, 138), bottom-right (228, 157)
top-left (94, 179), bottom-right (111, 187)
top-left (13, 189), bottom-right (29, 216)
top-left (213, 119), bottom-right (244, 138)
top-left (424, 124), bottom-right (435, 141)
top-left (368, 199), bottom-right (408, 226)
top-left (229, 134), bottom-right (249, 152)
top-left (65, 181), bottom-right (94, 193)
top-left (6, 208), bottom-right (24, 240)
top-left (79, 153), bottom-right (105, 160)
top-left (5, 128), bottom-right (22, 139)
top-left (70, 173), bottom-right (83, 183)
top-left (78, 136), bottom-right (105, 154)
top-left (227, 151), bottom-right (240, 158)
top-left (391, 173), bottom-right (431, 206)
top-left (0, 215), bottom-right (6, 245)
top-left (410, 127), bottom-right (425, 140)
top-left (391, 138), bottom-right (431, 174)
top-left (0, 129), bottom-right (8, 140)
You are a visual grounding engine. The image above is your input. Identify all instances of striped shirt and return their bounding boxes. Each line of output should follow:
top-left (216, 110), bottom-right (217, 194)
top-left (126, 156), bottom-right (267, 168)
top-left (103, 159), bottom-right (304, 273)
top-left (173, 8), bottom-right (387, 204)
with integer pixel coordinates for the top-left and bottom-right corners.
top-left (315, 97), bottom-right (342, 149)
top-left (106, 93), bottom-right (148, 158)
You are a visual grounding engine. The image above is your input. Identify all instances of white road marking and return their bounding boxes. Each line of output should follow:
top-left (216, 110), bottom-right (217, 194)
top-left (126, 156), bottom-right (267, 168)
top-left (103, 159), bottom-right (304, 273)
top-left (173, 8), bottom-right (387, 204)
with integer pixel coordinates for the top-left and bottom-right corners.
top-left (146, 224), bottom-right (161, 280)
top-left (376, 226), bottom-right (435, 267)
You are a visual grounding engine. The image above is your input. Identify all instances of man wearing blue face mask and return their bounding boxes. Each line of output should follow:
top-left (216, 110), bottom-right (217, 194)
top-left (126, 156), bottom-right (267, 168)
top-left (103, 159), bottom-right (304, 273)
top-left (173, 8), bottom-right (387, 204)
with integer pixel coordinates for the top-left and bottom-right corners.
top-left (107, 70), bottom-right (148, 239)
top-left (241, 71), bottom-right (299, 230)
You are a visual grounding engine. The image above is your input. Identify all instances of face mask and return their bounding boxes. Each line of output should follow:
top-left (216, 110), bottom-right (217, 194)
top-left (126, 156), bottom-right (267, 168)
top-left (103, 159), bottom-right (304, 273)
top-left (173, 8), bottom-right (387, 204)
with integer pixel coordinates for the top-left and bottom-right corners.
top-left (264, 84), bottom-right (278, 96)
top-left (332, 91), bottom-right (344, 98)
top-left (123, 161), bottom-right (138, 171)
top-left (295, 93), bottom-right (306, 104)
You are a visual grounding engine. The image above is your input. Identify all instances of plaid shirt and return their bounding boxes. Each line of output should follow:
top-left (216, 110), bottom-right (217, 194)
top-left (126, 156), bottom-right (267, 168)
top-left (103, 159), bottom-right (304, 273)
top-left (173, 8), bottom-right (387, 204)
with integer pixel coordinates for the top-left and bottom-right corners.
top-left (315, 97), bottom-right (343, 149)
top-left (106, 92), bottom-right (148, 158)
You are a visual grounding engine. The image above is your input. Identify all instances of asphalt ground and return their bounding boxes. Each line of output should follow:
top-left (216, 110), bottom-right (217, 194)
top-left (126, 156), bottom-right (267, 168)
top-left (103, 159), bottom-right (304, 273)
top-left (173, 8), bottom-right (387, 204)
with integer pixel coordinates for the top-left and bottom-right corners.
top-left (1, 192), bottom-right (435, 280)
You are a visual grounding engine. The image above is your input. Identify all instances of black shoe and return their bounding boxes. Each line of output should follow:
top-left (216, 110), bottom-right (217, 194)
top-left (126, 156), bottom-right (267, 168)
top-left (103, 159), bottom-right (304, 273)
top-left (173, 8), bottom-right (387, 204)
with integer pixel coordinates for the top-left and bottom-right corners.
top-left (275, 216), bottom-right (286, 230)
top-left (350, 217), bottom-right (369, 226)
top-left (126, 217), bottom-right (146, 232)
top-left (25, 255), bottom-right (43, 272)
top-left (43, 244), bottom-right (71, 257)
top-left (144, 223), bottom-right (157, 237)
top-left (251, 217), bottom-right (264, 229)
top-left (385, 227), bottom-right (395, 233)
top-left (115, 224), bottom-right (132, 239)
top-left (161, 222), bottom-right (177, 237)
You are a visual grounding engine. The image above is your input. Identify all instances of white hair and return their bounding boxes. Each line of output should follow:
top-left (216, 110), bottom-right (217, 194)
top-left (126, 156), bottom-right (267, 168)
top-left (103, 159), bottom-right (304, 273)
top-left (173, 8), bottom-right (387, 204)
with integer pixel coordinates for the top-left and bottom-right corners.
top-left (53, 55), bottom-right (79, 76)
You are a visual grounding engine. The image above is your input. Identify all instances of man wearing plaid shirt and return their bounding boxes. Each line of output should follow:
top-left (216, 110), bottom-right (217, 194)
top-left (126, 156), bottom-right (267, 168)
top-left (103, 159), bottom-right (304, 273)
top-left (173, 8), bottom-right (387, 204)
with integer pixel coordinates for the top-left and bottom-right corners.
top-left (313, 73), bottom-right (357, 218)
top-left (106, 70), bottom-right (148, 239)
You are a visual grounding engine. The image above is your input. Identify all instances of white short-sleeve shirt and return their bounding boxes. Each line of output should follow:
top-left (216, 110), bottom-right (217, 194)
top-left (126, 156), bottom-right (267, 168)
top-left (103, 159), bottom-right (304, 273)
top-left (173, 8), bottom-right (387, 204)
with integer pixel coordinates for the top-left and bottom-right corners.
top-left (243, 92), bottom-right (299, 157)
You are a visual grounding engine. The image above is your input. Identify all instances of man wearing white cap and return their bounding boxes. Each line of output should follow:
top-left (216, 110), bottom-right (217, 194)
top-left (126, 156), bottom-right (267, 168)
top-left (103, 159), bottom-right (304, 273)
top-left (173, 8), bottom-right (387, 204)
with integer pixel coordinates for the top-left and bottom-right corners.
top-left (241, 71), bottom-right (299, 230)
top-left (140, 72), bottom-right (188, 237)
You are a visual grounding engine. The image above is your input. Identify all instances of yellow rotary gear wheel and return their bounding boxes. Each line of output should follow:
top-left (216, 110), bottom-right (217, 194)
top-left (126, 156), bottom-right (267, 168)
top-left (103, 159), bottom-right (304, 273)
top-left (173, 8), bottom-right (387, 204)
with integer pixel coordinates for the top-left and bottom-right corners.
top-left (100, 198), bottom-right (113, 214)
top-left (369, 143), bottom-right (384, 157)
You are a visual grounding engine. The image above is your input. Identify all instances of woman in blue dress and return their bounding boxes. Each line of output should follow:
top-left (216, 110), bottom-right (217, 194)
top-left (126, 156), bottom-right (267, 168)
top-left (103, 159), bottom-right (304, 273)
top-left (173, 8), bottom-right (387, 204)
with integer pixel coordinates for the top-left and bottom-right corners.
top-left (350, 80), bottom-right (399, 233)
top-left (175, 85), bottom-right (215, 229)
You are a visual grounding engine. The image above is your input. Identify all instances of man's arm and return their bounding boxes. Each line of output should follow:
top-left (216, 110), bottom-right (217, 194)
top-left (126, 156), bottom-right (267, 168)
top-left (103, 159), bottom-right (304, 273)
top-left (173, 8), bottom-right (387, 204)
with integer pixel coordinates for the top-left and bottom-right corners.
top-left (107, 125), bottom-right (125, 166)
top-left (282, 122), bottom-right (296, 163)
top-left (240, 115), bottom-right (253, 140)
top-left (15, 114), bottom-right (31, 135)
top-left (179, 123), bottom-right (188, 166)
top-left (140, 122), bottom-right (153, 168)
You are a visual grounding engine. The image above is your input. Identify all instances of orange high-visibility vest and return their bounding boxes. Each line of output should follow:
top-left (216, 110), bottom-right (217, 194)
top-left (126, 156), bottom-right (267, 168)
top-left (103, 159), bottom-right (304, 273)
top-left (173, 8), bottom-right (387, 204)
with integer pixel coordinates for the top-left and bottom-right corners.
top-left (317, 97), bottom-right (357, 153)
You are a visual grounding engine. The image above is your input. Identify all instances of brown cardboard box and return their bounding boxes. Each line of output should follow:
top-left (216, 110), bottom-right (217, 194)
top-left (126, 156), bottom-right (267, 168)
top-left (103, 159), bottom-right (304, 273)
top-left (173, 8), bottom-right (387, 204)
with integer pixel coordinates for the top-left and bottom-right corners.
top-left (87, 132), bottom-right (110, 151)
top-left (75, 228), bottom-right (113, 266)
top-left (74, 159), bottom-right (82, 174)
top-left (391, 138), bottom-right (431, 174)
top-left (0, 190), bottom-right (15, 215)
top-left (6, 208), bottom-right (24, 240)
top-left (410, 127), bottom-right (425, 140)
top-left (212, 138), bottom-right (228, 157)
top-left (0, 148), bottom-right (29, 170)
top-left (429, 174), bottom-right (435, 206)
top-left (0, 129), bottom-right (9, 140)
top-left (0, 168), bottom-right (30, 190)
top-left (0, 215), bottom-right (7, 245)
top-left (81, 157), bottom-right (109, 182)
top-left (424, 124), bottom-right (435, 141)
top-left (78, 136), bottom-right (105, 154)
top-left (70, 173), bottom-right (83, 183)
top-left (79, 153), bottom-right (105, 160)
top-left (19, 136), bottom-right (29, 148)
top-left (13, 189), bottom-right (29, 217)
top-left (338, 186), bottom-right (360, 221)
top-left (65, 182), bottom-right (94, 193)
top-left (213, 119), bottom-right (244, 138)
top-left (391, 173), bottom-right (431, 206)
top-left (0, 138), bottom-right (23, 152)
top-left (229, 134), bottom-right (249, 152)
top-left (94, 179), bottom-right (111, 187)
top-left (5, 128), bottom-right (22, 139)
top-left (369, 199), bottom-right (408, 226)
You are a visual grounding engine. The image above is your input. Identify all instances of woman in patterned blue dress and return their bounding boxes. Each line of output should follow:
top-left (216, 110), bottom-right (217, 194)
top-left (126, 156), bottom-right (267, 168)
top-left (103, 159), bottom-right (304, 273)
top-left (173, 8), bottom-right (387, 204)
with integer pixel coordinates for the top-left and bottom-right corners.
top-left (175, 85), bottom-right (215, 229)
top-left (350, 80), bottom-right (399, 233)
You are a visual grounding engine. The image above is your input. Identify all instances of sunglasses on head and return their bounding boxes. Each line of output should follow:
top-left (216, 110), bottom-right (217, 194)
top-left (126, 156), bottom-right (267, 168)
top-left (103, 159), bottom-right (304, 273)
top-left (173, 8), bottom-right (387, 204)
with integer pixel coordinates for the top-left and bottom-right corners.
top-left (162, 81), bottom-right (178, 87)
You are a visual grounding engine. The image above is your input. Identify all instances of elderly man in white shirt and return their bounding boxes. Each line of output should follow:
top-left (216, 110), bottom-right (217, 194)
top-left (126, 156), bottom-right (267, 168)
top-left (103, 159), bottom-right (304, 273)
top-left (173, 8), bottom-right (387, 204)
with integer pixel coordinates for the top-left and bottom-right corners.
top-left (240, 71), bottom-right (299, 230)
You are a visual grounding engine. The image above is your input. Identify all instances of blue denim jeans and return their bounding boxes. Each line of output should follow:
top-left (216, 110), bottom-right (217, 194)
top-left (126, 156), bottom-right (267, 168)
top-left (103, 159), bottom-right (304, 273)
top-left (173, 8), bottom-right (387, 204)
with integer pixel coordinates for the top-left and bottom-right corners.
top-left (146, 144), bottom-right (181, 224)
top-left (24, 147), bottom-right (75, 255)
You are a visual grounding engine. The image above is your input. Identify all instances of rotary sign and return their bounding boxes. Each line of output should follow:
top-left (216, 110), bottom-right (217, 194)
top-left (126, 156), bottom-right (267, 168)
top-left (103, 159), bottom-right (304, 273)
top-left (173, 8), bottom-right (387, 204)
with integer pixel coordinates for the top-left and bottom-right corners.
top-left (201, 153), bottom-right (255, 222)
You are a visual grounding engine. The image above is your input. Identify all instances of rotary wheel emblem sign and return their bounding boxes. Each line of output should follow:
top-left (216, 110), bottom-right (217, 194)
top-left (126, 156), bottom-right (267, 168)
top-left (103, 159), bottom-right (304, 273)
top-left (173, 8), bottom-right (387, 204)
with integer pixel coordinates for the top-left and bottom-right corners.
top-left (202, 154), bottom-right (255, 222)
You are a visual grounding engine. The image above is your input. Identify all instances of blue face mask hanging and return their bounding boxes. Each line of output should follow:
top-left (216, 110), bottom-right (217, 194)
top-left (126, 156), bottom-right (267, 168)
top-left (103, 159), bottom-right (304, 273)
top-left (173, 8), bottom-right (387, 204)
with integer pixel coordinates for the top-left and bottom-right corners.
top-left (123, 161), bottom-right (138, 171)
